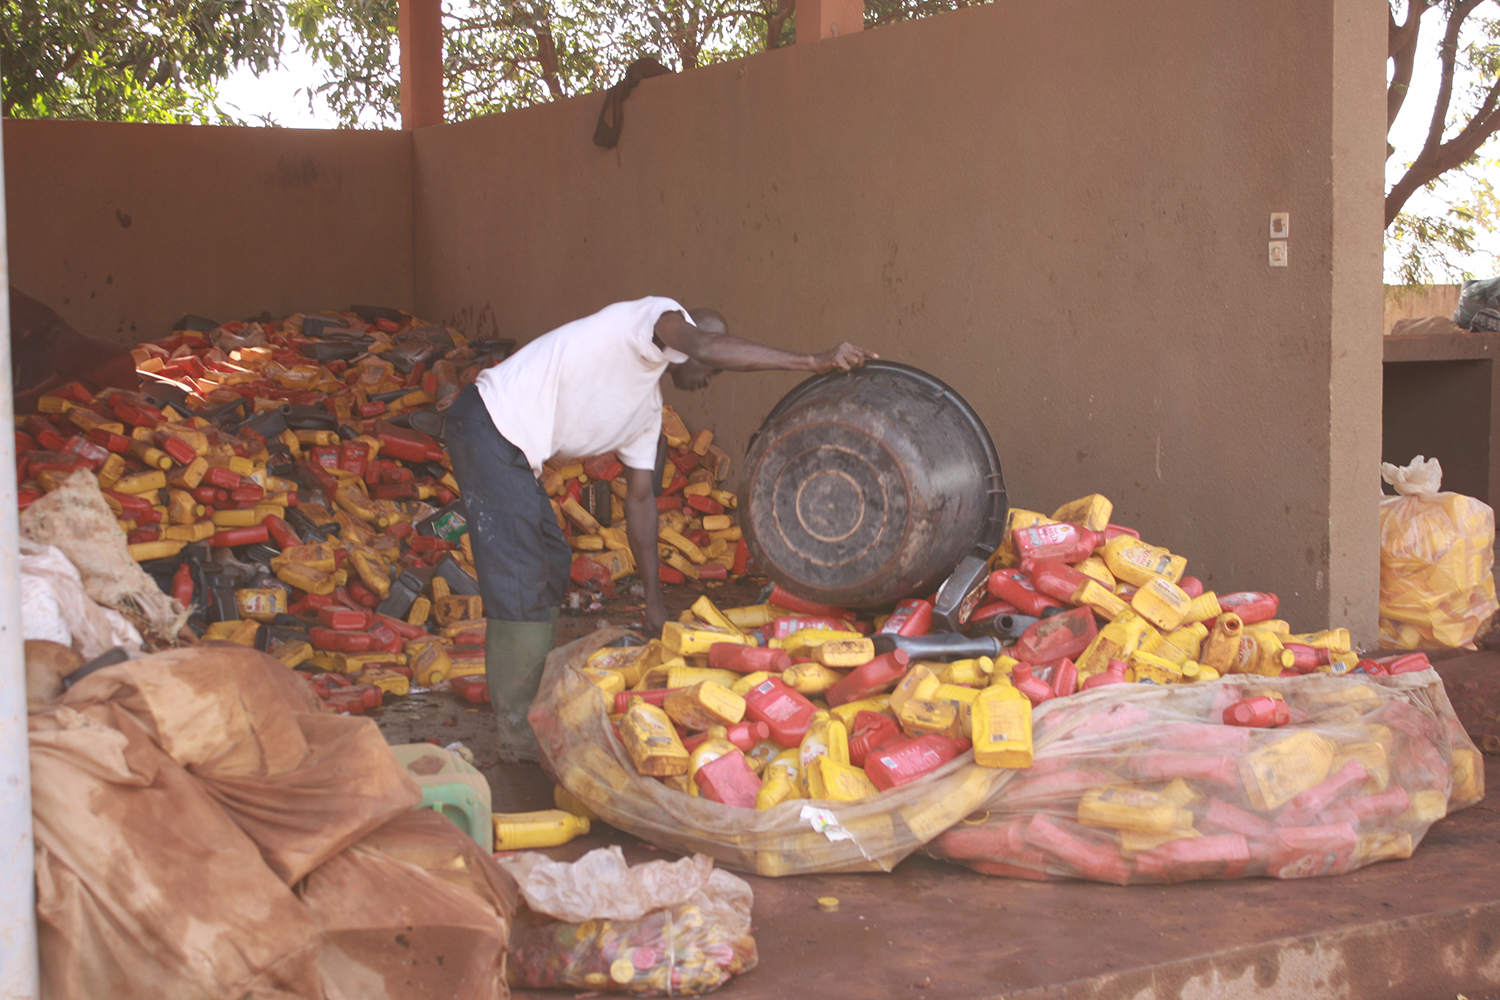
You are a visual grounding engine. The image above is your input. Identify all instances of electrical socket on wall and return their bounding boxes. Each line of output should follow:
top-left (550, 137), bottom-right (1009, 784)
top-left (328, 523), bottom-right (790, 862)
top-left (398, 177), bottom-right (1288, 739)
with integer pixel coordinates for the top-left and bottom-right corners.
top-left (1269, 241), bottom-right (1288, 267)
top-left (1270, 212), bottom-right (1290, 238)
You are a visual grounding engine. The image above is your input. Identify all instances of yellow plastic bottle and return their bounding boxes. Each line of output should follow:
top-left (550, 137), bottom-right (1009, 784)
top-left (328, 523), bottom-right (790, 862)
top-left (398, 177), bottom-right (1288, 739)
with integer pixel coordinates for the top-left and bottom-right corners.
top-left (724, 603), bottom-right (777, 629)
top-left (1075, 612), bottom-right (1154, 678)
top-left (1130, 576), bottom-right (1192, 631)
top-left (1180, 591), bottom-right (1222, 624)
top-left (1154, 622), bottom-right (1208, 665)
top-left (663, 681), bottom-right (746, 729)
top-left (553, 784), bottom-right (599, 821)
top-left (1230, 629), bottom-right (1295, 676)
top-left (798, 711), bottom-right (850, 796)
top-left (1289, 628), bottom-right (1354, 654)
top-left (808, 757), bottom-right (880, 802)
top-left (896, 698), bottom-right (962, 739)
top-left (621, 697), bottom-right (690, 777)
top-left (1198, 612), bottom-right (1244, 674)
top-left (730, 670), bottom-right (774, 697)
top-left (690, 595), bottom-right (744, 635)
top-left (816, 637), bottom-right (876, 667)
top-left (756, 749), bottom-right (803, 809)
top-left (1101, 535), bottom-right (1187, 587)
top-left (931, 683), bottom-right (980, 737)
top-left (665, 666), bottom-right (740, 690)
top-left (492, 809), bottom-right (591, 850)
top-left (1254, 619), bottom-right (1292, 636)
top-left (1052, 493), bottom-right (1114, 531)
top-left (971, 680), bottom-right (1033, 768)
top-left (1178, 660), bottom-right (1220, 682)
top-left (993, 509), bottom-right (1058, 567)
top-left (661, 622), bottom-right (749, 657)
top-left (1239, 730), bottom-right (1335, 811)
top-left (1077, 787), bottom-right (1195, 834)
top-left (935, 656), bottom-right (994, 686)
top-left (746, 739), bottom-right (781, 775)
top-left (1128, 650), bottom-right (1184, 685)
top-left (888, 664), bottom-right (941, 713)
top-left (1077, 556), bottom-right (1117, 590)
top-left (829, 695), bottom-right (893, 728)
top-left (782, 661), bottom-right (847, 696)
top-left (688, 726), bottom-right (739, 784)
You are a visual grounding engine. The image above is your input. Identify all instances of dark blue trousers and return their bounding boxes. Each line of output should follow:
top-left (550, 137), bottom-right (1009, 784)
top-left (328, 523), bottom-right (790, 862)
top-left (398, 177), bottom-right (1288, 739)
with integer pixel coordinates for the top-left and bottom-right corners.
top-left (443, 385), bottom-right (571, 622)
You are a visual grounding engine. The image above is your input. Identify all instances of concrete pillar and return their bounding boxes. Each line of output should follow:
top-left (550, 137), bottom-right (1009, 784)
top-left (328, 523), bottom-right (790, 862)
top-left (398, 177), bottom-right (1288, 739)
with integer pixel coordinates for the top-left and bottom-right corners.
top-left (399, 0), bottom-right (443, 130)
top-left (798, 0), bottom-right (864, 42)
top-left (1327, 0), bottom-right (1389, 646)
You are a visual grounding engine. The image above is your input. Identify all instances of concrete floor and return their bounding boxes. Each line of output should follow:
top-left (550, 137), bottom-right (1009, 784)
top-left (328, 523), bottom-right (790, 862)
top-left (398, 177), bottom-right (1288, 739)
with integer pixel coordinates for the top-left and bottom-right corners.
top-left (373, 580), bottom-right (1500, 1000)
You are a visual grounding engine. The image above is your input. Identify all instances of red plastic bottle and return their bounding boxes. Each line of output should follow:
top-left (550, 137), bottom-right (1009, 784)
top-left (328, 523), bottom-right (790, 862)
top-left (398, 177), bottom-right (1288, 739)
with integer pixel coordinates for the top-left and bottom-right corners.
top-left (767, 583), bottom-right (852, 620)
top-left (1103, 524), bottom-right (1141, 542)
top-left (1277, 759), bottom-right (1370, 827)
top-left (1023, 559), bottom-right (1089, 604)
top-left (1384, 652), bottom-right (1432, 675)
top-left (1046, 657), bottom-right (1078, 698)
top-left (694, 750), bottom-right (763, 808)
top-left (1216, 591), bottom-right (1279, 625)
top-left (170, 562), bottom-right (194, 606)
top-left (1282, 642), bottom-right (1329, 673)
top-left (742, 676), bottom-right (819, 748)
top-left (707, 643), bottom-right (791, 674)
top-left (682, 721), bottom-right (772, 752)
top-left (309, 626), bottom-right (375, 653)
top-left (986, 569), bottom-right (1067, 618)
top-left (767, 615), bottom-right (857, 638)
top-left (825, 650), bottom-right (912, 707)
top-left (318, 606), bottom-right (372, 630)
top-left (1012, 522), bottom-right (1105, 565)
top-left (848, 712), bottom-right (904, 767)
top-left (1009, 662), bottom-right (1054, 707)
top-left (613, 687), bottom-right (682, 715)
top-left (1082, 658), bottom-right (1129, 690)
top-left (1012, 607), bottom-right (1098, 665)
top-left (1222, 695), bottom-right (1290, 728)
top-left (210, 524), bottom-right (270, 548)
top-left (864, 734), bottom-right (970, 791)
top-left (1178, 576), bottom-right (1204, 598)
top-left (878, 599), bottom-right (933, 637)
top-left (264, 514), bottom-right (300, 549)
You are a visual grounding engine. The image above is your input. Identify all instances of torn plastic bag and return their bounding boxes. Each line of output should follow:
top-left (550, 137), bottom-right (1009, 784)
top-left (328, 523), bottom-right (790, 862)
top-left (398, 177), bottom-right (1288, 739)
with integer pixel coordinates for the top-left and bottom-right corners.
top-left (530, 628), bottom-right (1008, 876)
top-left (500, 847), bottom-right (755, 995)
top-left (1378, 456), bottom-right (1498, 649)
top-left (924, 669), bottom-right (1483, 884)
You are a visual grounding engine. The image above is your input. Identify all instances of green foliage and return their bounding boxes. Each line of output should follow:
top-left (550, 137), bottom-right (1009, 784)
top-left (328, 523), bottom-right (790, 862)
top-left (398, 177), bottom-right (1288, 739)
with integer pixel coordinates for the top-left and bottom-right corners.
top-left (1387, 158), bottom-right (1500, 287)
top-left (1, 0), bottom-right (283, 123)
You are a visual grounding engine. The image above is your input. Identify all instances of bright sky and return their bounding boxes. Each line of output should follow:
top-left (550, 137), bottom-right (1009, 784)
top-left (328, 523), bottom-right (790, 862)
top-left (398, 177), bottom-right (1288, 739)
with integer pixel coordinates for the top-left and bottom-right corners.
top-left (218, 12), bottom-right (1500, 284)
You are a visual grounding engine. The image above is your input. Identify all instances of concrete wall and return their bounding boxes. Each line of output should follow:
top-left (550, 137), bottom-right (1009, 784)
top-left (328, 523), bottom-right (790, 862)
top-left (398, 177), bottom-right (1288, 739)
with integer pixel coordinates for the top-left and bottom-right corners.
top-left (1384, 284), bottom-right (1462, 334)
top-left (3, 119), bottom-right (414, 345)
top-left (414, 0), bottom-right (1387, 635)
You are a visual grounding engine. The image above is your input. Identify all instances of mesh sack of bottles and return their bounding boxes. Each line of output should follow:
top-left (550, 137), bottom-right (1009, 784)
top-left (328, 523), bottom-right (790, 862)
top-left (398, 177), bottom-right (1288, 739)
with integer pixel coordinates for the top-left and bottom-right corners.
top-left (533, 488), bottom-right (1487, 882)
top-left (1377, 456), bottom-right (1498, 650)
top-left (925, 668), bottom-right (1483, 883)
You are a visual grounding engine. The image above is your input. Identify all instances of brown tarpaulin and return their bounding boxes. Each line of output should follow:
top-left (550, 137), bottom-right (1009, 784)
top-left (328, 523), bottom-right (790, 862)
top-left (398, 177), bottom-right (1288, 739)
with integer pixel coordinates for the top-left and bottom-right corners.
top-left (33, 644), bottom-right (516, 1000)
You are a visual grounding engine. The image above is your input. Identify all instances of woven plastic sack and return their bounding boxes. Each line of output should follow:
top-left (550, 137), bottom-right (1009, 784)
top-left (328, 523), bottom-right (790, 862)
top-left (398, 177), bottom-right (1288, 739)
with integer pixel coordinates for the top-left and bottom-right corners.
top-left (1378, 456), bottom-right (1498, 649)
top-left (501, 848), bottom-right (755, 995)
top-left (924, 669), bottom-right (1483, 884)
top-left (530, 628), bottom-right (1008, 876)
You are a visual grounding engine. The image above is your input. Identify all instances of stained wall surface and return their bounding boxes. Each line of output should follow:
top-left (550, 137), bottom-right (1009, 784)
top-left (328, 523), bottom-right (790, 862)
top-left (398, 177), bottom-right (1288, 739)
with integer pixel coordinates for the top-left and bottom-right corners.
top-left (414, 0), bottom-right (1387, 635)
top-left (3, 119), bottom-right (414, 345)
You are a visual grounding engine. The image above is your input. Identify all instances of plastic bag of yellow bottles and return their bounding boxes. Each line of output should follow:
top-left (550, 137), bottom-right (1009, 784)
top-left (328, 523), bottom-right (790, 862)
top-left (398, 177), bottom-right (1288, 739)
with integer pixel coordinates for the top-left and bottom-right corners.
top-left (1377, 456), bottom-right (1498, 649)
top-left (529, 628), bottom-right (1010, 877)
top-left (501, 848), bottom-right (757, 995)
top-left (923, 667), bottom-right (1483, 884)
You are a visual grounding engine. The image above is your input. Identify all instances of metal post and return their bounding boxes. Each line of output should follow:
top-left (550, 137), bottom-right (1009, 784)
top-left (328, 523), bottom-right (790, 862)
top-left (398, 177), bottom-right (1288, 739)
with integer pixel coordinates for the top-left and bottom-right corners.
top-left (0, 118), bottom-right (41, 999)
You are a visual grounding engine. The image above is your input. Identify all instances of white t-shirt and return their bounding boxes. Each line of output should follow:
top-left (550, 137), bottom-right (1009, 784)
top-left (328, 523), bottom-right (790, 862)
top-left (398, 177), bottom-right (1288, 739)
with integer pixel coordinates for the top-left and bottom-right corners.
top-left (474, 297), bottom-right (692, 475)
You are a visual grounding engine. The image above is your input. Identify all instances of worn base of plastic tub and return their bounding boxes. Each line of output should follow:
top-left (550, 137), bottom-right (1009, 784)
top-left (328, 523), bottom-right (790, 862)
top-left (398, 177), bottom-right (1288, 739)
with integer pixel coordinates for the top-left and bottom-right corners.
top-left (497, 755), bottom-right (1500, 1000)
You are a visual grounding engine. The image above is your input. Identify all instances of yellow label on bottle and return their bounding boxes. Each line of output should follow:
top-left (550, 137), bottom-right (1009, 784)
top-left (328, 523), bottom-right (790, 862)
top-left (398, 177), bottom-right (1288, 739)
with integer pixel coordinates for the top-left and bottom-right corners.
top-left (1239, 730), bottom-right (1334, 811)
top-left (972, 683), bottom-right (1033, 769)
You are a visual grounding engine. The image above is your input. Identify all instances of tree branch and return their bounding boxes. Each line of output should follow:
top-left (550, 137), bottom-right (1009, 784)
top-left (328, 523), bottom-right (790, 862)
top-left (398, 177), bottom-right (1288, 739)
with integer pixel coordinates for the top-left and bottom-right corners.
top-left (765, 0), bottom-right (794, 49)
top-left (1387, 0), bottom-right (1435, 132)
top-left (1387, 70), bottom-right (1500, 224)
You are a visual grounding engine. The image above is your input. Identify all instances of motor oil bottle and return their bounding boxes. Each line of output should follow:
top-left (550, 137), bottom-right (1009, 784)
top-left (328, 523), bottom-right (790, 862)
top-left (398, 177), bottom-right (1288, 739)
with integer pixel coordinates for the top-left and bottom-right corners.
top-left (848, 711), bottom-right (904, 766)
top-left (744, 738), bottom-right (781, 774)
top-left (1282, 642), bottom-right (1330, 673)
top-left (972, 680), bottom-right (1034, 768)
top-left (690, 594), bottom-right (744, 635)
top-left (664, 666), bottom-right (740, 690)
top-left (1118, 826), bottom-right (1203, 856)
top-left (1051, 493), bottom-right (1114, 531)
top-left (888, 664), bottom-right (941, 714)
top-left (896, 698), bottom-right (962, 740)
top-left (782, 661), bottom-right (847, 697)
top-left (1216, 591), bottom-right (1279, 625)
top-left (620, 698), bottom-right (689, 777)
top-left (1229, 629), bottom-right (1295, 676)
top-left (986, 568), bottom-right (1068, 618)
top-left (1154, 622), bottom-right (1208, 665)
top-left (829, 694), bottom-right (893, 728)
top-left (1130, 576), bottom-right (1192, 632)
top-left (992, 508), bottom-right (1057, 568)
top-left (1100, 535), bottom-right (1187, 587)
top-left (1267, 822), bottom-right (1357, 879)
top-left (663, 681), bottom-right (746, 730)
top-left (1198, 613), bottom-right (1244, 674)
top-left (1128, 650), bottom-right (1184, 685)
top-left (1024, 814), bottom-right (1131, 885)
top-left (1081, 659), bottom-right (1129, 689)
top-left (879, 598), bottom-right (933, 636)
top-left (661, 622), bottom-right (750, 657)
top-left (1013, 522), bottom-right (1105, 565)
top-left (492, 809), bottom-right (590, 850)
top-left (1239, 730), bottom-right (1335, 811)
top-left (1044, 658), bottom-right (1078, 698)
top-left (1012, 606), bottom-right (1097, 664)
top-left (1288, 628), bottom-right (1353, 654)
top-left (1179, 660), bottom-right (1219, 682)
top-left (708, 643), bottom-right (791, 674)
top-left (807, 756), bottom-right (880, 802)
top-left (1077, 555), bottom-right (1117, 589)
top-left (1177, 575), bottom-right (1204, 598)
top-left (826, 649), bottom-right (911, 706)
top-left (1075, 612), bottom-right (1154, 678)
top-left (1024, 558), bottom-right (1130, 620)
top-left (1180, 591), bottom-right (1222, 624)
top-left (743, 676), bottom-right (818, 748)
top-left (688, 727), bottom-right (739, 783)
top-left (816, 637), bottom-right (876, 668)
top-left (1008, 662), bottom-right (1054, 707)
top-left (756, 749), bottom-right (803, 809)
top-left (865, 734), bottom-right (969, 790)
top-left (1073, 578), bottom-right (1131, 621)
top-left (730, 671), bottom-right (773, 697)
top-left (1077, 787), bottom-right (1195, 835)
top-left (935, 656), bottom-right (993, 686)
top-left (695, 748), bottom-right (763, 808)
top-left (1222, 695), bottom-right (1290, 727)
top-left (1134, 834), bottom-right (1251, 882)
top-left (1277, 759), bottom-right (1371, 827)
top-left (799, 711), bottom-right (850, 795)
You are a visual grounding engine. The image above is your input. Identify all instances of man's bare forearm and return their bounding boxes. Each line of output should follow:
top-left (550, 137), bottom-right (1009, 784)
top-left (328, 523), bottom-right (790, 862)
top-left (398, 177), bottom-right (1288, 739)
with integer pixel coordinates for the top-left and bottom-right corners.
top-left (624, 468), bottom-right (666, 633)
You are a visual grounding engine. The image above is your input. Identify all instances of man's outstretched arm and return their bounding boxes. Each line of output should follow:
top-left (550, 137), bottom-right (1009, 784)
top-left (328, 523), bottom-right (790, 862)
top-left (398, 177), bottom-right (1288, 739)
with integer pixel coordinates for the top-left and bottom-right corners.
top-left (655, 311), bottom-right (877, 374)
top-left (624, 466), bottom-right (667, 634)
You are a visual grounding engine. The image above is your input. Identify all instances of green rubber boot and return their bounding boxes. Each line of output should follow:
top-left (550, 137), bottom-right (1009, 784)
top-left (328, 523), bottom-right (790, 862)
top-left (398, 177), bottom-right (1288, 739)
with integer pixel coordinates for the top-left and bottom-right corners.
top-left (484, 611), bottom-right (558, 763)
